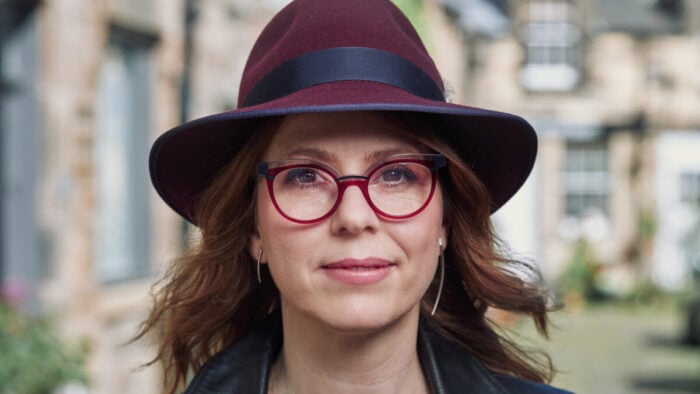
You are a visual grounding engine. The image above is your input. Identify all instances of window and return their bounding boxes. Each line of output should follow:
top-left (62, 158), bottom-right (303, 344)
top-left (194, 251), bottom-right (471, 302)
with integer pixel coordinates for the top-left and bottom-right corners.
top-left (1, 3), bottom-right (42, 290)
top-left (680, 172), bottom-right (700, 204)
top-left (680, 171), bottom-right (700, 269)
top-left (563, 140), bottom-right (609, 217)
top-left (519, 0), bottom-right (581, 91)
top-left (94, 27), bottom-right (154, 283)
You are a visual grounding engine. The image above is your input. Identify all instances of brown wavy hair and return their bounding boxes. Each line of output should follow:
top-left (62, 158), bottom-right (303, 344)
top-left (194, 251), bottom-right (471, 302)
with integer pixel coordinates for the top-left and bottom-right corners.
top-left (136, 112), bottom-right (556, 393)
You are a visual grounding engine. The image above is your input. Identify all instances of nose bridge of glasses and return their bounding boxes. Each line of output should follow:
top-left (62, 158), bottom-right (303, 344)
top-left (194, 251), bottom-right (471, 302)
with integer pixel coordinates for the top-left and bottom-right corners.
top-left (336, 174), bottom-right (369, 183)
top-left (335, 175), bottom-right (373, 205)
top-left (336, 175), bottom-right (369, 191)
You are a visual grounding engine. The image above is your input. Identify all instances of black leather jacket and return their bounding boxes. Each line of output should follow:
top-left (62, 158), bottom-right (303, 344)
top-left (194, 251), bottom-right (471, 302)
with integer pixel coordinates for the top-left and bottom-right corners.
top-left (184, 311), bottom-right (572, 393)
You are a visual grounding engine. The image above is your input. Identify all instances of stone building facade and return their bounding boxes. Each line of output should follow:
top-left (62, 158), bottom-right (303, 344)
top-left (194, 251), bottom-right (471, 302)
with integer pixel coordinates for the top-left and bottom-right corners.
top-left (0, 0), bottom-right (283, 392)
top-left (448, 0), bottom-right (700, 292)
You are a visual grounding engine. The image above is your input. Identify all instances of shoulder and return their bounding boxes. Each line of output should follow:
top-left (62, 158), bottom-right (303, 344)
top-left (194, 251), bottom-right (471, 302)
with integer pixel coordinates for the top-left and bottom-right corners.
top-left (418, 318), bottom-right (573, 394)
top-left (494, 374), bottom-right (574, 394)
top-left (184, 311), bottom-right (282, 394)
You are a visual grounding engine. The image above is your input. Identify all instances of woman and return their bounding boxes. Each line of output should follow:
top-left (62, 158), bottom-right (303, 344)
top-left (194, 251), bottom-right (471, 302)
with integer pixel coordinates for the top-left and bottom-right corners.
top-left (141, 0), bottom-right (570, 393)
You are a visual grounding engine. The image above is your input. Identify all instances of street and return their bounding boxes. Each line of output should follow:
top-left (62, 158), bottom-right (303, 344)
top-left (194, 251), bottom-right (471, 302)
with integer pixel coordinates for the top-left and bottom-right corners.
top-left (516, 302), bottom-right (700, 393)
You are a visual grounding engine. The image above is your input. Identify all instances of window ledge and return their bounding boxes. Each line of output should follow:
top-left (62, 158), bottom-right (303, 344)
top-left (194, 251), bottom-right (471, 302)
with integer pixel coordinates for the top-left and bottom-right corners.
top-left (520, 64), bottom-right (579, 92)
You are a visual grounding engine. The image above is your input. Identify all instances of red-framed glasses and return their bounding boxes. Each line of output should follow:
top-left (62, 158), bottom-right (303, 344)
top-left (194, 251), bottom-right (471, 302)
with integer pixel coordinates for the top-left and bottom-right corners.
top-left (256, 154), bottom-right (446, 224)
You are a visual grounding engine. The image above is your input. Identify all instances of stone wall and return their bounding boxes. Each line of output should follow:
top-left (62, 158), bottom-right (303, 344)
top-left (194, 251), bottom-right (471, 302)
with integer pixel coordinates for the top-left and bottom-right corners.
top-left (32, 0), bottom-right (278, 392)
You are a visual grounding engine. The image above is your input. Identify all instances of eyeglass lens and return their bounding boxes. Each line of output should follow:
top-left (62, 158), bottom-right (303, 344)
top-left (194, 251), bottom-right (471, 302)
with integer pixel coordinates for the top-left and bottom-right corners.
top-left (270, 160), bottom-right (436, 222)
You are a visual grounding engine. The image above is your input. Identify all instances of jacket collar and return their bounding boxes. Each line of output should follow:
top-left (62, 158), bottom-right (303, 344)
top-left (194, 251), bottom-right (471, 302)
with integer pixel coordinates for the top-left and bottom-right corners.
top-left (185, 310), bottom-right (509, 394)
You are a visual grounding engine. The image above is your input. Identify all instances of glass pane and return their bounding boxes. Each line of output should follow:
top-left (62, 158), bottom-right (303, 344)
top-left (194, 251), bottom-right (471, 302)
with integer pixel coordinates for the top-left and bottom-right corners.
top-left (95, 45), bottom-right (132, 281)
top-left (681, 172), bottom-right (700, 203)
top-left (563, 141), bottom-right (610, 217)
top-left (523, 2), bottom-right (580, 71)
top-left (94, 33), bottom-right (151, 283)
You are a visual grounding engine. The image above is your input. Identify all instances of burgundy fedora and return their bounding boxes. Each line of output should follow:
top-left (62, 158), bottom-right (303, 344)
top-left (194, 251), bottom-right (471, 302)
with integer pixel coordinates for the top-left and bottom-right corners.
top-left (150, 0), bottom-right (537, 224)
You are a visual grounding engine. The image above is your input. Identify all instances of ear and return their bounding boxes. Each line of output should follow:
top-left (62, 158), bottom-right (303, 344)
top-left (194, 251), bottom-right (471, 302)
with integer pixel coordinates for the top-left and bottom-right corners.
top-left (248, 228), bottom-right (265, 264)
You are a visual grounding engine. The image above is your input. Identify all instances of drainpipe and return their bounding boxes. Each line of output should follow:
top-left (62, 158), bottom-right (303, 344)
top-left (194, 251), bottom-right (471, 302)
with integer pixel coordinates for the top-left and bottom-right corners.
top-left (179, 0), bottom-right (198, 250)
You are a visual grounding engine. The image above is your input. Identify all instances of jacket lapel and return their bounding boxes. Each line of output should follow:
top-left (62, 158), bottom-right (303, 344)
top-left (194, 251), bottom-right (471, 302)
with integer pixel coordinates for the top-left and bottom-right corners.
top-left (185, 311), bottom-right (507, 394)
top-left (417, 319), bottom-right (508, 394)
top-left (184, 310), bottom-right (282, 394)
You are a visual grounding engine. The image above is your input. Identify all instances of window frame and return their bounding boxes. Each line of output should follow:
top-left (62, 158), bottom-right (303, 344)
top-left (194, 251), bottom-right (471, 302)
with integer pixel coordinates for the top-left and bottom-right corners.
top-left (561, 139), bottom-right (610, 218)
top-left (519, 0), bottom-right (582, 92)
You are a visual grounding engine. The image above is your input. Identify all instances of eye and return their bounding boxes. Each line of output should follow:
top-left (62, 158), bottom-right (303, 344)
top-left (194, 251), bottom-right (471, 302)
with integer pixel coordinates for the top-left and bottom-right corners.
top-left (375, 164), bottom-right (417, 185)
top-left (284, 168), bottom-right (319, 184)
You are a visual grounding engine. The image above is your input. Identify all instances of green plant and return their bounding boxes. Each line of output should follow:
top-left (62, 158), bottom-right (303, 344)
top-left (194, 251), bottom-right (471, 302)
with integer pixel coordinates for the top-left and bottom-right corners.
top-left (560, 238), bottom-right (602, 301)
top-left (622, 280), bottom-right (667, 309)
top-left (392, 0), bottom-right (430, 44)
top-left (0, 302), bottom-right (87, 394)
top-left (637, 209), bottom-right (657, 243)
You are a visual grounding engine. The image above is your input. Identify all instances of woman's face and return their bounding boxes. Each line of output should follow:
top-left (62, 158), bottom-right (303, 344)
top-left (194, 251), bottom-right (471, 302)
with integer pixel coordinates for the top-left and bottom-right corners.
top-left (251, 112), bottom-right (446, 332)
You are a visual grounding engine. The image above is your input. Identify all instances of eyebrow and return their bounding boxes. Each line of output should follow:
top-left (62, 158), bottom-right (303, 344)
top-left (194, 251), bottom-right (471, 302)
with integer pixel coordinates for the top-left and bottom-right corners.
top-left (281, 147), bottom-right (337, 163)
top-left (281, 147), bottom-right (418, 166)
top-left (365, 148), bottom-right (418, 163)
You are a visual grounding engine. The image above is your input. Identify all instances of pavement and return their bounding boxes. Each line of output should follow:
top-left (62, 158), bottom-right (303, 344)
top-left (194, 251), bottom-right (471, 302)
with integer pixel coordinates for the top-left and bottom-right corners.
top-left (514, 301), bottom-right (700, 393)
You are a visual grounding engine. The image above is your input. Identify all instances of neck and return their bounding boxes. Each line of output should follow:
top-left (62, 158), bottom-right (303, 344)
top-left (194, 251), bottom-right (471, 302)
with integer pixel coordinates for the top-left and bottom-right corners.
top-left (269, 306), bottom-right (429, 394)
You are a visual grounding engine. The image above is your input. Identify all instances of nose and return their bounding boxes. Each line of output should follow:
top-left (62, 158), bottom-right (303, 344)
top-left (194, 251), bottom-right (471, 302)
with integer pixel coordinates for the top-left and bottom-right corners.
top-left (329, 182), bottom-right (380, 235)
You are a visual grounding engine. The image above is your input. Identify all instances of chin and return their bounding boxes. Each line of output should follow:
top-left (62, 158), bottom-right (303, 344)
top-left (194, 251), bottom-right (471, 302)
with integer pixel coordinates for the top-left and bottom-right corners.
top-left (313, 300), bottom-right (419, 335)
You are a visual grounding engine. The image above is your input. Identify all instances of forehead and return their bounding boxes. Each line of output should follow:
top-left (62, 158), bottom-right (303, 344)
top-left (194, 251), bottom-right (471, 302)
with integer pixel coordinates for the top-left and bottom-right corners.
top-left (263, 112), bottom-right (423, 162)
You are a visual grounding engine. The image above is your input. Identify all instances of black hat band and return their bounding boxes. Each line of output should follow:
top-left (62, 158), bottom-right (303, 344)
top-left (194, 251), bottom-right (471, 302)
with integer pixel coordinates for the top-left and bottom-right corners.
top-left (241, 47), bottom-right (446, 107)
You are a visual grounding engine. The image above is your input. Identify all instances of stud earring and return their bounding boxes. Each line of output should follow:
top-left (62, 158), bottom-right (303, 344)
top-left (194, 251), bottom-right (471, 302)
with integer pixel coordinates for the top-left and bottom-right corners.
top-left (431, 237), bottom-right (445, 316)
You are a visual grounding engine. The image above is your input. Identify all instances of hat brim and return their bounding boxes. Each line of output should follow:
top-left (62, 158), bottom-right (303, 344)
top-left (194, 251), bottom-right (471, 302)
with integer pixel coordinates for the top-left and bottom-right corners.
top-left (150, 81), bottom-right (537, 224)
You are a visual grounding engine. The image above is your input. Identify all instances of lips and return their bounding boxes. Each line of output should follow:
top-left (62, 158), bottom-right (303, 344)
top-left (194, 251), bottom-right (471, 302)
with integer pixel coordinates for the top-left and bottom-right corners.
top-left (322, 259), bottom-right (394, 269)
top-left (321, 258), bottom-right (395, 285)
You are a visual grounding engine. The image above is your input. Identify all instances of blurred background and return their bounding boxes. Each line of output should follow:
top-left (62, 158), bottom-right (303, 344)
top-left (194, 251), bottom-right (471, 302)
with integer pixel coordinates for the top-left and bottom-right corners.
top-left (1, 0), bottom-right (699, 392)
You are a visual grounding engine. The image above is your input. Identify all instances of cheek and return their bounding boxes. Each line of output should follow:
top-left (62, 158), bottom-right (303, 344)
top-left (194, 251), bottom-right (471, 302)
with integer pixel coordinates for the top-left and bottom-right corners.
top-left (394, 192), bottom-right (445, 269)
top-left (413, 189), bottom-right (445, 243)
top-left (256, 190), bottom-right (312, 273)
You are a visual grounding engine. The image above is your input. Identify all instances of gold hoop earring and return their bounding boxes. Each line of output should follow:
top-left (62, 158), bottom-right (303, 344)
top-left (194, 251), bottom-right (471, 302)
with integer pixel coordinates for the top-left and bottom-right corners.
top-left (431, 237), bottom-right (445, 316)
top-left (256, 248), bottom-right (263, 284)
